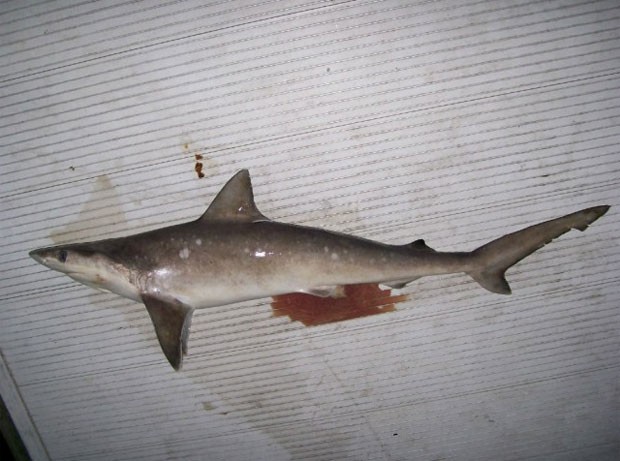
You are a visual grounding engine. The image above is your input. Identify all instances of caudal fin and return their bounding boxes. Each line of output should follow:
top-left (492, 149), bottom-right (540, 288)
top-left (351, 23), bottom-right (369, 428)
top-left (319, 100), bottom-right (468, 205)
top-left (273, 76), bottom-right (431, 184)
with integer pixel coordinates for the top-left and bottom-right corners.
top-left (468, 205), bottom-right (609, 294)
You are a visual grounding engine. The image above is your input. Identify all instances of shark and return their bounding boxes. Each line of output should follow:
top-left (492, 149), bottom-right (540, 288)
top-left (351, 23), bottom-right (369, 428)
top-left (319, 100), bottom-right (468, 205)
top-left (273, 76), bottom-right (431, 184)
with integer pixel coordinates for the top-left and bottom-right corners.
top-left (29, 170), bottom-right (609, 370)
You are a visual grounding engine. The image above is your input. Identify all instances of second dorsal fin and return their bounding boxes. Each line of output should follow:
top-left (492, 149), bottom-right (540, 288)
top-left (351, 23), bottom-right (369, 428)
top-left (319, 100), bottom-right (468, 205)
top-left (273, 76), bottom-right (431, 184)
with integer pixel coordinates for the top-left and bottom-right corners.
top-left (200, 169), bottom-right (269, 222)
top-left (408, 239), bottom-right (436, 252)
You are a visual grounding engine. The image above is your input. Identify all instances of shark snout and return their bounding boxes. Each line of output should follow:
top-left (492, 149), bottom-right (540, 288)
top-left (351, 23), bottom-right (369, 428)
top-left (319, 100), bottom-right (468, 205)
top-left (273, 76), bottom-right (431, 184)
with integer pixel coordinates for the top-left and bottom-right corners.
top-left (29, 247), bottom-right (61, 268)
top-left (29, 249), bottom-right (45, 264)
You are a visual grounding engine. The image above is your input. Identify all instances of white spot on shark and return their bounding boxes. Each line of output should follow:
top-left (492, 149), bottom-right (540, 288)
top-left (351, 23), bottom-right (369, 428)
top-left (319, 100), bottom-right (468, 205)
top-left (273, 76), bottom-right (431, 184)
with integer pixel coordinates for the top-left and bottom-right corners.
top-left (196, 238), bottom-right (202, 246)
top-left (179, 248), bottom-right (190, 259)
top-left (331, 253), bottom-right (339, 261)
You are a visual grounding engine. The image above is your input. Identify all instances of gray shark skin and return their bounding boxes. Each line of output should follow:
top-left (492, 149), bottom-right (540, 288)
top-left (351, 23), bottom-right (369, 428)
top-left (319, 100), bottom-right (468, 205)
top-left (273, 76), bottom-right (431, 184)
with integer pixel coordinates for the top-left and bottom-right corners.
top-left (29, 170), bottom-right (610, 370)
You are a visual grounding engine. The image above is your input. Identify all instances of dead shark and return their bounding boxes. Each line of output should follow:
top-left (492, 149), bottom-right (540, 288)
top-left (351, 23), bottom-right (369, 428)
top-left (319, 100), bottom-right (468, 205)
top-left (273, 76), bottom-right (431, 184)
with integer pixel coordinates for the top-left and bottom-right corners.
top-left (29, 170), bottom-right (609, 370)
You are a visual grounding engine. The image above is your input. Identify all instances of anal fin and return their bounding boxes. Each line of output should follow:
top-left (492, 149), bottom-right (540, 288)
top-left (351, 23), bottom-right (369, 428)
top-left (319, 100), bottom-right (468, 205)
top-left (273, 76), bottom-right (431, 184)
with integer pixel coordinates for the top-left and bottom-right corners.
top-left (141, 293), bottom-right (194, 370)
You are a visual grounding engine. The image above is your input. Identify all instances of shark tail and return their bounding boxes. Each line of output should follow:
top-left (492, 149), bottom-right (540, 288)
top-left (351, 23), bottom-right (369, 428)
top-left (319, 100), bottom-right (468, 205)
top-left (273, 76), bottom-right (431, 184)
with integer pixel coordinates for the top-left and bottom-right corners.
top-left (468, 205), bottom-right (609, 294)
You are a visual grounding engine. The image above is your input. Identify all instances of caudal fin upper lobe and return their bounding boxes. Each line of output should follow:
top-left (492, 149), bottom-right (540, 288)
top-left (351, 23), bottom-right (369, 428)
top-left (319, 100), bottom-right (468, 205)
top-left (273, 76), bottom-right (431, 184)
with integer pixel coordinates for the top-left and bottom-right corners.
top-left (468, 206), bottom-right (610, 294)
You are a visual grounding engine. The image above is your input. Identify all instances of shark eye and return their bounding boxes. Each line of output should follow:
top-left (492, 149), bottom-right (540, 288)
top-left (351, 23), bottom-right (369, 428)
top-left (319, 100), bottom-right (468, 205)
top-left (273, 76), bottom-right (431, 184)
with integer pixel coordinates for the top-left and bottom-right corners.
top-left (58, 250), bottom-right (68, 263)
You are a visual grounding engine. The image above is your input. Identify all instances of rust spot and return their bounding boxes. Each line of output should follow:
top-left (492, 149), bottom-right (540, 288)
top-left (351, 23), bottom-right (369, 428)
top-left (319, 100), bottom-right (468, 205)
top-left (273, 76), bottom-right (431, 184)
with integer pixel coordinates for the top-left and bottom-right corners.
top-left (194, 161), bottom-right (205, 178)
top-left (195, 153), bottom-right (203, 161)
top-left (184, 143), bottom-right (189, 150)
top-left (271, 283), bottom-right (407, 326)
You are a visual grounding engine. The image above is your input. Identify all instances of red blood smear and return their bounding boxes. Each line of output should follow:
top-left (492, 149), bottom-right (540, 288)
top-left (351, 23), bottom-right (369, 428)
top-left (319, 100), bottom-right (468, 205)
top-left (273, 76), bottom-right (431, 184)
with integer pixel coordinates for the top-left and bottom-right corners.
top-left (194, 162), bottom-right (205, 178)
top-left (271, 283), bottom-right (408, 326)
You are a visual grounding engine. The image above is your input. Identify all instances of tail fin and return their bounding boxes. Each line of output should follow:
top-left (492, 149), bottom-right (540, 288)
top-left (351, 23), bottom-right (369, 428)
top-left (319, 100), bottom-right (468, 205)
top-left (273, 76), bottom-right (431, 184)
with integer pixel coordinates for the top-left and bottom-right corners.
top-left (468, 205), bottom-right (609, 294)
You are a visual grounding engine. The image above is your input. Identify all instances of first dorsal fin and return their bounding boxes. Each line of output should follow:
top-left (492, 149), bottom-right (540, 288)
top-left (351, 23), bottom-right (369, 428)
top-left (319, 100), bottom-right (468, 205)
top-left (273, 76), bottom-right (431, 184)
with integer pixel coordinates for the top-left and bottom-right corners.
top-left (200, 169), bottom-right (269, 222)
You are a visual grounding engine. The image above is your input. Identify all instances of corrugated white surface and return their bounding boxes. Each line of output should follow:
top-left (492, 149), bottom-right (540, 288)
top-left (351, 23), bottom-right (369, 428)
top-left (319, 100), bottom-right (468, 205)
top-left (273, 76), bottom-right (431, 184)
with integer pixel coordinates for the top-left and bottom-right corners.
top-left (1, 1), bottom-right (619, 460)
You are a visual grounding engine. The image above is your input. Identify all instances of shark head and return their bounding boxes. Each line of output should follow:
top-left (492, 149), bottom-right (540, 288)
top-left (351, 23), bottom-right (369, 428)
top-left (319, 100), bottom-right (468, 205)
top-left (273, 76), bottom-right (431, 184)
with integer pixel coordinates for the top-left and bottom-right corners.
top-left (29, 243), bottom-right (139, 301)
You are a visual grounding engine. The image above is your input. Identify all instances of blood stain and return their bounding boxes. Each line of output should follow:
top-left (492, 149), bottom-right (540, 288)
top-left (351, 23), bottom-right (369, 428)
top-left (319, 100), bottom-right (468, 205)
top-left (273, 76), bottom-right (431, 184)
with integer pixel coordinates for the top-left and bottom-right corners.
top-left (271, 283), bottom-right (408, 326)
top-left (195, 161), bottom-right (205, 178)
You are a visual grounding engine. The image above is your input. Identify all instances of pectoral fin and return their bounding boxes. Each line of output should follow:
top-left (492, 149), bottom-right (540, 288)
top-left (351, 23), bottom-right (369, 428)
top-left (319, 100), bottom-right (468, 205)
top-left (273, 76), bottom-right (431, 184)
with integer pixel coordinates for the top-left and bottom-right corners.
top-left (141, 294), bottom-right (194, 370)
